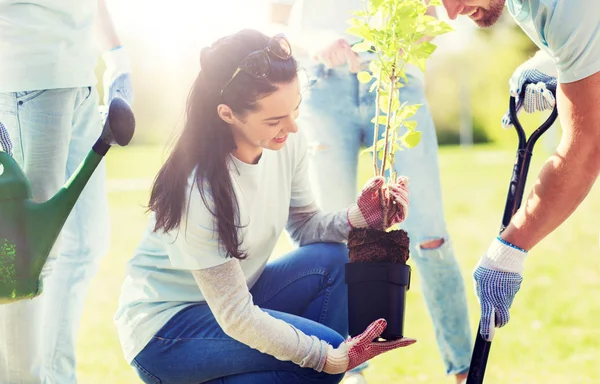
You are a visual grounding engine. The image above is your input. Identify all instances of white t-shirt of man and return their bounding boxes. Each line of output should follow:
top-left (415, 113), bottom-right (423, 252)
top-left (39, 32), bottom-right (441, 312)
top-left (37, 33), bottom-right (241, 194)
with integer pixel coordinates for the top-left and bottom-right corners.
top-left (506, 0), bottom-right (600, 83)
top-left (0, 0), bottom-right (98, 92)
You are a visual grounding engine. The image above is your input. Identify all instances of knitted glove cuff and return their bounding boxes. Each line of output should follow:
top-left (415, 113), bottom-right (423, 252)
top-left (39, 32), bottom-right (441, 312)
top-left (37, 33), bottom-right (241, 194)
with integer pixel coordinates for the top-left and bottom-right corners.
top-left (102, 46), bottom-right (132, 77)
top-left (322, 343), bottom-right (349, 375)
top-left (479, 237), bottom-right (527, 274)
top-left (347, 204), bottom-right (368, 229)
top-left (518, 50), bottom-right (557, 78)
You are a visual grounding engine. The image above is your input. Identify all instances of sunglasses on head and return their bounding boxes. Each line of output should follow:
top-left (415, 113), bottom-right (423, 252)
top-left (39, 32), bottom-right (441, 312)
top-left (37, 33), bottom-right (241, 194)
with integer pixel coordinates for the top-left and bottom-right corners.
top-left (220, 34), bottom-right (293, 96)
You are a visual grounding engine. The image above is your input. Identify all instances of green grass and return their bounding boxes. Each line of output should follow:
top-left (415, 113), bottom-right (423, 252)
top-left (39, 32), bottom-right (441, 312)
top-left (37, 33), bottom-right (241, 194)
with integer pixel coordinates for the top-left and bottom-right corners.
top-left (76, 143), bottom-right (600, 383)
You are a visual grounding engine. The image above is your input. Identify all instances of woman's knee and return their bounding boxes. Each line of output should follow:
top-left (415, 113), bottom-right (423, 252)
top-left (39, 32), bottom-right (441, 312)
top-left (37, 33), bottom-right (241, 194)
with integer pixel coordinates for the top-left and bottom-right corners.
top-left (308, 242), bottom-right (349, 266)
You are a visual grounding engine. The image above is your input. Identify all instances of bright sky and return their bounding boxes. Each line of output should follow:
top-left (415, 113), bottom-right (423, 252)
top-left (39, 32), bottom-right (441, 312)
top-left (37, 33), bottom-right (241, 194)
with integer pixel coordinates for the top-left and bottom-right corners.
top-left (107, 0), bottom-right (476, 55)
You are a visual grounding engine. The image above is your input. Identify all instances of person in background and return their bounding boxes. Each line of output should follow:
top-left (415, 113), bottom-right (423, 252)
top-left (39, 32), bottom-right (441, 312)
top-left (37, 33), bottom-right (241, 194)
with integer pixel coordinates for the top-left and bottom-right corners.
top-left (0, 0), bottom-right (133, 382)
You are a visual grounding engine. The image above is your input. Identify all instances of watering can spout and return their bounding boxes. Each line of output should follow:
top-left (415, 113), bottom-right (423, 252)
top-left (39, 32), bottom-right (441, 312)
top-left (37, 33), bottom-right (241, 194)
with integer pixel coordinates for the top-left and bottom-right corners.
top-left (0, 97), bottom-right (135, 303)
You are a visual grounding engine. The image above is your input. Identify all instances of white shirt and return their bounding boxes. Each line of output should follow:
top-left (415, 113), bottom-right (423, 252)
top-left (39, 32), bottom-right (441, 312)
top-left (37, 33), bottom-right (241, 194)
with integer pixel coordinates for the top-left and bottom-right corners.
top-left (506, 0), bottom-right (600, 83)
top-left (0, 0), bottom-right (98, 92)
top-left (115, 132), bottom-right (320, 363)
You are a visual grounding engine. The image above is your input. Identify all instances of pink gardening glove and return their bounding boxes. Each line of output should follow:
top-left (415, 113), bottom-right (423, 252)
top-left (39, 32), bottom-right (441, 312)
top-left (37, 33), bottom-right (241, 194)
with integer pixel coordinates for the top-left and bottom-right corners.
top-left (323, 318), bottom-right (416, 374)
top-left (348, 176), bottom-right (409, 230)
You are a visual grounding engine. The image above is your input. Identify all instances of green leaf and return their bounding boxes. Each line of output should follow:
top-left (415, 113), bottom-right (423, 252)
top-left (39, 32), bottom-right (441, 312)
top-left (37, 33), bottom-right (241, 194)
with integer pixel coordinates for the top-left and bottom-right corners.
top-left (369, 80), bottom-right (380, 93)
top-left (368, 60), bottom-right (381, 74)
top-left (347, 17), bottom-right (362, 27)
top-left (357, 71), bottom-right (372, 83)
top-left (411, 41), bottom-right (437, 60)
top-left (361, 145), bottom-right (375, 155)
top-left (421, 17), bottom-right (454, 36)
top-left (403, 120), bottom-right (418, 131)
top-left (398, 104), bottom-right (422, 120)
top-left (401, 131), bottom-right (422, 148)
top-left (346, 27), bottom-right (365, 39)
top-left (378, 94), bottom-right (400, 114)
top-left (408, 57), bottom-right (427, 72)
top-left (428, 0), bottom-right (442, 6)
top-left (371, 0), bottom-right (384, 8)
top-left (371, 115), bottom-right (389, 126)
top-left (351, 41), bottom-right (372, 53)
top-left (351, 10), bottom-right (368, 18)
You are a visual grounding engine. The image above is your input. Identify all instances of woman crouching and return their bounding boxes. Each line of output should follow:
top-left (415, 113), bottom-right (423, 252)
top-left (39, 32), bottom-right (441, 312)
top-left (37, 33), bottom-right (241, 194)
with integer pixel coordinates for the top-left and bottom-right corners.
top-left (115, 29), bottom-right (415, 384)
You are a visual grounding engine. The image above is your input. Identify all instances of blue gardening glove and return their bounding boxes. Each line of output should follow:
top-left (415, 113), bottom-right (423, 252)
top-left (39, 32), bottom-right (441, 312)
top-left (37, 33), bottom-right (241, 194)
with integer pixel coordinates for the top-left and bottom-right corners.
top-left (102, 46), bottom-right (134, 106)
top-left (501, 50), bottom-right (558, 129)
top-left (0, 121), bottom-right (12, 156)
top-left (473, 237), bottom-right (527, 341)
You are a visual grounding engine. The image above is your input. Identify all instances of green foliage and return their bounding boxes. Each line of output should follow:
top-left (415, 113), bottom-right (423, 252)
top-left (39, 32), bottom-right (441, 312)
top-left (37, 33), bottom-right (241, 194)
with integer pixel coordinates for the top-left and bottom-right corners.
top-left (347, 0), bottom-right (452, 177)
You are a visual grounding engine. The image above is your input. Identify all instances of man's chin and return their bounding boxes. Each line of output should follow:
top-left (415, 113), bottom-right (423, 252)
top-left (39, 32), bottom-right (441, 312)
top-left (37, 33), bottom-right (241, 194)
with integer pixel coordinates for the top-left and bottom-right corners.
top-left (473, 13), bottom-right (502, 27)
top-left (472, 4), bottom-right (504, 27)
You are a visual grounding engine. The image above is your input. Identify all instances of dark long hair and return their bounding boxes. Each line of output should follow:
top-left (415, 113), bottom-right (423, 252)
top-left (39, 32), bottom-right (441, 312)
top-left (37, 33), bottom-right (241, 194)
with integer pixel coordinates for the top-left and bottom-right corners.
top-left (148, 29), bottom-right (298, 260)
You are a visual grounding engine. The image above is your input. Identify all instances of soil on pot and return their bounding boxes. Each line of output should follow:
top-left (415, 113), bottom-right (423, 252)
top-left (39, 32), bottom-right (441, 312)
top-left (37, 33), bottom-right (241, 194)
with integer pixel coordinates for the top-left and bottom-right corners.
top-left (347, 227), bottom-right (410, 264)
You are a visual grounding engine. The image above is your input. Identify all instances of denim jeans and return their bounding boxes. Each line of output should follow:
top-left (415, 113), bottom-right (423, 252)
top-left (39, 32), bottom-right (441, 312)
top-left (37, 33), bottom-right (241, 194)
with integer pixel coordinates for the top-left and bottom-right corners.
top-left (132, 243), bottom-right (349, 384)
top-left (300, 64), bottom-right (472, 375)
top-left (0, 88), bottom-right (110, 383)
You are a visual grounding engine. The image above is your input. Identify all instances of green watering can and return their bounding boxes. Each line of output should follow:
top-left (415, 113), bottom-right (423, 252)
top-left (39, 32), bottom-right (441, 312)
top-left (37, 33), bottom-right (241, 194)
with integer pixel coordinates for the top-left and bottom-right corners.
top-left (0, 97), bottom-right (135, 304)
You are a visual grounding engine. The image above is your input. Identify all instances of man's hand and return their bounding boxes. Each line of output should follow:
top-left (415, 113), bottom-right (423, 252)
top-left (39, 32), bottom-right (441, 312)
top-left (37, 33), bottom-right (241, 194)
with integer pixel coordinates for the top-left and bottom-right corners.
top-left (102, 46), bottom-right (134, 106)
top-left (312, 38), bottom-right (361, 73)
top-left (473, 237), bottom-right (527, 340)
top-left (501, 50), bottom-right (558, 129)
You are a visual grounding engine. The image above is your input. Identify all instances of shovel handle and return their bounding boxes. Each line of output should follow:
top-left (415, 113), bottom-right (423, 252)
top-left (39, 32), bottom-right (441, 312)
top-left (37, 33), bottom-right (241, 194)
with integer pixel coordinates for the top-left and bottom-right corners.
top-left (467, 94), bottom-right (558, 384)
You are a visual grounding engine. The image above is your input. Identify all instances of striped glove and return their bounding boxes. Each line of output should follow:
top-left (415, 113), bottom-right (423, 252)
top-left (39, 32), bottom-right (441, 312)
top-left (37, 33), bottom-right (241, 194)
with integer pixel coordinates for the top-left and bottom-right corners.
top-left (347, 176), bottom-right (409, 230)
top-left (102, 46), bottom-right (134, 106)
top-left (501, 50), bottom-right (557, 129)
top-left (323, 319), bottom-right (416, 374)
top-left (0, 122), bottom-right (12, 156)
top-left (473, 237), bottom-right (527, 341)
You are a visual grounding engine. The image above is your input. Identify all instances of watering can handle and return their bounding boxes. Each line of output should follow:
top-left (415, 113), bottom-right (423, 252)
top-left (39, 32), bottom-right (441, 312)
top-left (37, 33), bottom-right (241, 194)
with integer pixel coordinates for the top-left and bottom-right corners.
top-left (0, 151), bottom-right (24, 181)
top-left (0, 151), bottom-right (32, 199)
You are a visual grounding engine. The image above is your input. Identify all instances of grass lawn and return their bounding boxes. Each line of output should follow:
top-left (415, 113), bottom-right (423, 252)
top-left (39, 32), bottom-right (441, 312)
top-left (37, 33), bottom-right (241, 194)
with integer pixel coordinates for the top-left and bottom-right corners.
top-left (76, 142), bottom-right (600, 383)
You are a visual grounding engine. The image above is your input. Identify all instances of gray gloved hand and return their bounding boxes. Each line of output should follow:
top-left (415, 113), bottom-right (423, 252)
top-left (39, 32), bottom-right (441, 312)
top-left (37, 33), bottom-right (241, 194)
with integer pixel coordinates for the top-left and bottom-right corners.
top-left (501, 50), bottom-right (558, 129)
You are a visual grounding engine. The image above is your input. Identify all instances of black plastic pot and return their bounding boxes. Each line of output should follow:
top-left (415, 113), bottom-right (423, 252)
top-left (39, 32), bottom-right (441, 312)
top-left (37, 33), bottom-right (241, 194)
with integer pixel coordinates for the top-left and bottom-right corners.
top-left (345, 262), bottom-right (411, 340)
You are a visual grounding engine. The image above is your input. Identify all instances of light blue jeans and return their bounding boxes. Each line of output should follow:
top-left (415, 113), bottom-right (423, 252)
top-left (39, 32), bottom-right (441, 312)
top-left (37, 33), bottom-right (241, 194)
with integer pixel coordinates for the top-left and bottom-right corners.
top-left (300, 64), bottom-right (472, 376)
top-left (132, 243), bottom-right (348, 384)
top-left (0, 88), bottom-right (110, 384)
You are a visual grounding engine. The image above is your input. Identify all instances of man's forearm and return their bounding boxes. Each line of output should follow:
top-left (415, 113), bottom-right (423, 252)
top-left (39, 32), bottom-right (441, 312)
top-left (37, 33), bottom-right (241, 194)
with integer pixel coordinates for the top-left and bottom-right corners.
top-left (501, 75), bottom-right (600, 250)
top-left (502, 151), bottom-right (598, 250)
top-left (95, 0), bottom-right (122, 51)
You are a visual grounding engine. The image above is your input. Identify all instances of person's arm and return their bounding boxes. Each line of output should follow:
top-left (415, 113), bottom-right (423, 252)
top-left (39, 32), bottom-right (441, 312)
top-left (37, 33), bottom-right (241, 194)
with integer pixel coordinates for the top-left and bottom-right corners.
top-left (95, 0), bottom-right (134, 105)
top-left (501, 1), bottom-right (600, 250)
top-left (501, 71), bottom-right (600, 250)
top-left (192, 260), bottom-right (330, 370)
top-left (286, 204), bottom-right (350, 245)
top-left (95, 0), bottom-right (122, 51)
top-left (286, 134), bottom-right (409, 245)
top-left (164, 174), bottom-right (331, 369)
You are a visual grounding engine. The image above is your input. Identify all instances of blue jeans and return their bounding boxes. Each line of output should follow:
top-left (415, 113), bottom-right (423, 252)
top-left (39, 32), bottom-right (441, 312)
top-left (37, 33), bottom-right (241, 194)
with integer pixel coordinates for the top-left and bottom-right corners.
top-left (132, 243), bottom-right (349, 384)
top-left (300, 64), bottom-right (472, 375)
top-left (0, 88), bottom-right (109, 384)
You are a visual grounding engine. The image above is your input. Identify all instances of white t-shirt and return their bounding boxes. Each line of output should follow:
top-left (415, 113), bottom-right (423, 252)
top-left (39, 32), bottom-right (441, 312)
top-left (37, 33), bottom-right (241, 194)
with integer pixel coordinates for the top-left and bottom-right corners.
top-left (506, 0), bottom-right (600, 83)
top-left (115, 132), bottom-right (317, 363)
top-left (0, 0), bottom-right (98, 92)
